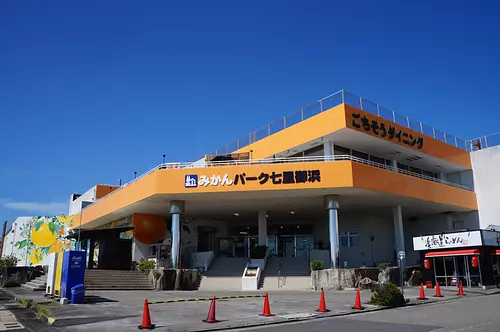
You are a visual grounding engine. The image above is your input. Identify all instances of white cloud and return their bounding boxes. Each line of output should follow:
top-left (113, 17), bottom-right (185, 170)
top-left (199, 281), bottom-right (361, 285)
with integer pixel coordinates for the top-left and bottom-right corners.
top-left (3, 201), bottom-right (67, 215)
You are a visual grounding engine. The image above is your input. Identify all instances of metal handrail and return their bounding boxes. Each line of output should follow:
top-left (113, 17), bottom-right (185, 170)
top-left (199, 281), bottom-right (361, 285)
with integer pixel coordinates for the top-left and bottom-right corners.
top-left (468, 131), bottom-right (500, 151)
top-left (79, 155), bottom-right (472, 214)
top-left (209, 89), bottom-right (470, 155)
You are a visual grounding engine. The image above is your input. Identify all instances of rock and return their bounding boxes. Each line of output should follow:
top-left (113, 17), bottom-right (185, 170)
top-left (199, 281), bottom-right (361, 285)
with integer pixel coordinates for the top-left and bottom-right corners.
top-left (378, 269), bottom-right (390, 284)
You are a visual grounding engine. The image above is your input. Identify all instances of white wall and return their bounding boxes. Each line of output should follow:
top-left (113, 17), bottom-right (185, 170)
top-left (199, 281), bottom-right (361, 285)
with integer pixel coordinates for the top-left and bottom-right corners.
top-left (68, 186), bottom-right (97, 216)
top-left (190, 157), bottom-right (207, 168)
top-left (2, 217), bottom-right (32, 263)
top-left (471, 146), bottom-right (500, 229)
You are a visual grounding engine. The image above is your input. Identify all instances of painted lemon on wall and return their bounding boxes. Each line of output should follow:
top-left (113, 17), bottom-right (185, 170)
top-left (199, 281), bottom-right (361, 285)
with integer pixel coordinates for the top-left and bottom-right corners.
top-left (133, 214), bottom-right (167, 244)
top-left (30, 249), bottom-right (43, 265)
top-left (31, 223), bottom-right (56, 247)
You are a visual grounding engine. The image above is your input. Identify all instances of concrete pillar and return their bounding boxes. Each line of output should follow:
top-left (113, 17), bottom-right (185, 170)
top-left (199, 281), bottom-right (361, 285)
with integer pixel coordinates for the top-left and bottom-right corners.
top-left (169, 200), bottom-right (185, 269)
top-left (392, 206), bottom-right (405, 255)
top-left (325, 196), bottom-right (340, 268)
top-left (323, 141), bottom-right (334, 161)
top-left (258, 211), bottom-right (267, 246)
top-left (445, 212), bottom-right (453, 230)
top-left (391, 159), bottom-right (398, 172)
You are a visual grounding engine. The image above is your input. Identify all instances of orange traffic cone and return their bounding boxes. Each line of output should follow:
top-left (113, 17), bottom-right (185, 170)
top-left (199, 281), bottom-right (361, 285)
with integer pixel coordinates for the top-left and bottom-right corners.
top-left (417, 283), bottom-right (428, 300)
top-left (259, 292), bottom-right (275, 317)
top-left (316, 288), bottom-right (330, 312)
top-left (433, 282), bottom-right (443, 297)
top-left (351, 288), bottom-right (364, 310)
top-left (457, 280), bottom-right (465, 296)
top-left (202, 296), bottom-right (219, 323)
top-left (138, 299), bottom-right (155, 330)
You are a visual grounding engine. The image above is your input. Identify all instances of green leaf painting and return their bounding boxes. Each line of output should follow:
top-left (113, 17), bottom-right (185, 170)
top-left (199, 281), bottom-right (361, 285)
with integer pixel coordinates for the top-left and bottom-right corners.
top-left (35, 220), bottom-right (43, 231)
top-left (15, 240), bottom-right (27, 249)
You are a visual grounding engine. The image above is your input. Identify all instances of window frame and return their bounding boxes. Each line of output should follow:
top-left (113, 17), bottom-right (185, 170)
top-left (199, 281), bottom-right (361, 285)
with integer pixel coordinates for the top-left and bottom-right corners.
top-left (340, 231), bottom-right (360, 248)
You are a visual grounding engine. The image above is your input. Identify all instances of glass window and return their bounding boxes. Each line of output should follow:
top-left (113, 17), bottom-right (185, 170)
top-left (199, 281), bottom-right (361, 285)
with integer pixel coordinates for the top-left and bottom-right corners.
top-left (369, 155), bottom-right (386, 165)
top-left (340, 231), bottom-right (359, 247)
top-left (409, 166), bottom-right (422, 174)
top-left (334, 145), bottom-right (351, 156)
top-left (290, 152), bottom-right (304, 158)
top-left (422, 170), bottom-right (435, 178)
top-left (340, 234), bottom-right (349, 247)
top-left (349, 232), bottom-right (360, 246)
top-left (397, 163), bottom-right (408, 171)
top-left (352, 150), bottom-right (369, 160)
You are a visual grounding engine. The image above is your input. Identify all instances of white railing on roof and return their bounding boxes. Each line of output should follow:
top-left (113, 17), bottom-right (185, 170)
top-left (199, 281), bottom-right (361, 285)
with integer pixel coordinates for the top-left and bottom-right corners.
top-left (207, 90), bottom-right (470, 155)
top-left (468, 132), bottom-right (500, 151)
top-left (81, 155), bottom-right (472, 212)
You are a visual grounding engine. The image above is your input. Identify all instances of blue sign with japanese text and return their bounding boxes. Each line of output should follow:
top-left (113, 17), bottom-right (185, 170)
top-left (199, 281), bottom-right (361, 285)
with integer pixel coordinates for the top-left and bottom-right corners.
top-left (60, 251), bottom-right (86, 299)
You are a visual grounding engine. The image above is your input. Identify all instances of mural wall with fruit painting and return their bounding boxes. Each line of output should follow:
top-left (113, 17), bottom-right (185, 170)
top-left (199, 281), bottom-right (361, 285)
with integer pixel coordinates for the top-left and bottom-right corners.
top-left (9, 216), bottom-right (75, 266)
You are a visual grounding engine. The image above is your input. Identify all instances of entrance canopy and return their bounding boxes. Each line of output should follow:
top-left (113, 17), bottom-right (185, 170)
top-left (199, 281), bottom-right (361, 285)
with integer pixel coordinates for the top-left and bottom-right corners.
top-left (425, 249), bottom-right (480, 258)
top-left (66, 226), bottom-right (134, 240)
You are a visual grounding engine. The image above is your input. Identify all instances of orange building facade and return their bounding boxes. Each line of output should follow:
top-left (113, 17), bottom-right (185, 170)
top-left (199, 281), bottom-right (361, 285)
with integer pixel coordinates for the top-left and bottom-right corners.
top-left (69, 90), bottom-right (488, 280)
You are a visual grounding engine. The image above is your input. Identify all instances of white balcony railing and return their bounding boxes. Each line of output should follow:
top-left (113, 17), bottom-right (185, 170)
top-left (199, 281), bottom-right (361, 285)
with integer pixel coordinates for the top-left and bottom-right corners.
top-left (468, 132), bottom-right (500, 151)
top-left (80, 155), bottom-right (472, 213)
top-left (208, 90), bottom-right (471, 155)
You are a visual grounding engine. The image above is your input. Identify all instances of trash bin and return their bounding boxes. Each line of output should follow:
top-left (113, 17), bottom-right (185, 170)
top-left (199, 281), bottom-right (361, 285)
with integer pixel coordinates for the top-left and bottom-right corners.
top-left (71, 284), bottom-right (85, 304)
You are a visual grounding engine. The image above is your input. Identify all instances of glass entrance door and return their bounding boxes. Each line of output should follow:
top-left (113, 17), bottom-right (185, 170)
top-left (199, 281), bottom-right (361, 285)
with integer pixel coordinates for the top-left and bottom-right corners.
top-left (295, 235), bottom-right (314, 259)
top-left (244, 236), bottom-right (259, 258)
top-left (278, 236), bottom-right (295, 257)
top-left (433, 255), bottom-right (482, 288)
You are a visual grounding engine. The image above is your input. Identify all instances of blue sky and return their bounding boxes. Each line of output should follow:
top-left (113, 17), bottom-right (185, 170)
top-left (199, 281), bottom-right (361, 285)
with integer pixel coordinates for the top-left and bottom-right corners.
top-left (1, 0), bottom-right (499, 226)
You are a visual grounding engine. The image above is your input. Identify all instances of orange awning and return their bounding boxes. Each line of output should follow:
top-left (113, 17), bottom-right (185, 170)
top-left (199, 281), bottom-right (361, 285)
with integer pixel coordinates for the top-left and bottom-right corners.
top-left (425, 249), bottom-right (480, 258)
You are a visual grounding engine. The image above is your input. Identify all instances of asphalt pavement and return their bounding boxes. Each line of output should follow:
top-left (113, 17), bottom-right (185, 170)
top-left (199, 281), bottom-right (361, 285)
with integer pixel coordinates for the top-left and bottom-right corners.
top-left (244, 293), bottom-right (500, 332)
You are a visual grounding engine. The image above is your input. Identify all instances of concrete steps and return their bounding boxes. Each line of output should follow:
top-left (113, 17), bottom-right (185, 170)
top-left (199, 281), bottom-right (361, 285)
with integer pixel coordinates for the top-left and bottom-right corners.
top-left (84, 269), bottom-right (154, 290)
top-left (21, 274), bottom-right (47, 291)
top-left (198, 276), bottom-right (242, 291)
top-left (198, 258), bottom-right (250, 290)
top-left (203, 258), bottom-right (250, 276)
top-left (260, 276), bottom-right (310, 290)
top-left (260, 257), bottom-right (311, 291)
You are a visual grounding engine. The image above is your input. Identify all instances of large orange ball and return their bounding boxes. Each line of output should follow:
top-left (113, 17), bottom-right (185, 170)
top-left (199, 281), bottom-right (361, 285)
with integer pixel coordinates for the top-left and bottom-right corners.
top-left (133, 216), bottom-right (167, 244)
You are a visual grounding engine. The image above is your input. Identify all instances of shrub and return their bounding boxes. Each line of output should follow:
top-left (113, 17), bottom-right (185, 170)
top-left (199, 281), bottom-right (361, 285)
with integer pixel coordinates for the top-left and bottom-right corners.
top-left (18, 297), bottom-right (34, 309)
top-left (250, 246), bottom-right (268, 259)
top-left (33, 303), bottom-right (51, 321)
top-left (378, 262), bottom-right (390, 270)
top-left (311, 260), bottom-right (324, 271)
top-left (0, 255), bottom-right (19, 267)
top-left (137, 259), bottom-right (156, 272)
top-left (370, 282), bottom-right (405, 307)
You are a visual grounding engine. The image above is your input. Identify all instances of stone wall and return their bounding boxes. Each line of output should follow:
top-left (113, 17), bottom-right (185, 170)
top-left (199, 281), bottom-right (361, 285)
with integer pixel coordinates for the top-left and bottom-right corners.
top-left (310, 266), bottom-right (422, 291)
top-left (310, 268), bottom-right (357, 291)
top-left (157, 269), bottom-right (201, 290)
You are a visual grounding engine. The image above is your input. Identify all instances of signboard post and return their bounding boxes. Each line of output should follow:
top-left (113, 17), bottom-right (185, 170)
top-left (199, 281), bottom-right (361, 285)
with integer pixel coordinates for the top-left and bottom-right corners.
top-left (397, 250), bottom-right (405, 295)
